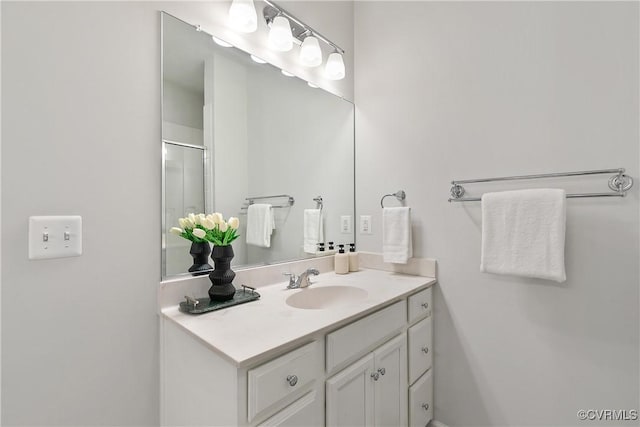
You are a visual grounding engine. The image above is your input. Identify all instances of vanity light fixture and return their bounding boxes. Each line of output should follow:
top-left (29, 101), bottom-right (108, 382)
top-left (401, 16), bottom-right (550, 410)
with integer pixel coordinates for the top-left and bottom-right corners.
top-left (250, 54), bottom-right (267, 64)
top-left (281, 70), bottom-right (295, 77)
top-left (212, 36), bottom-right (233, 47)
top-left (268, 15), bottom-right (293, 51)
top-left (300, 36), bottom-right (322, 67)
top-left (325, 51), bottom-right (345, 80)
top-left (262, 0), bottom-right (346, 80)
top-left (228, 0), bottom-right (258, 33)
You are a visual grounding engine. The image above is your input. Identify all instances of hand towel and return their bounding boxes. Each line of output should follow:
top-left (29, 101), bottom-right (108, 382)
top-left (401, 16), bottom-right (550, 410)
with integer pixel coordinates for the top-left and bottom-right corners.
top-left (246, 204), bottom-right (275, 248)
top-left (480, 189), bottom-right (566, 282)
top-left (303, 209), bottom-right (324, 254)
top-left (383, 207), bottom-right (413, 264)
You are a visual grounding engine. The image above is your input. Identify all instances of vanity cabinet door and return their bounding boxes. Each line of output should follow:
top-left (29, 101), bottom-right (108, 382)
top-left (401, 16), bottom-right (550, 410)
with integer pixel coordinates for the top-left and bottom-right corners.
top-left (326, 354), bottom-right (375, 427)
top-left (373, 335), bottom-right (407, 427)
top-left (409, 370), bottom-right (433, 427)
top-left (408, 316), bottom-right (432, 385)
top-left (258, 390), bottom-right (323, 427)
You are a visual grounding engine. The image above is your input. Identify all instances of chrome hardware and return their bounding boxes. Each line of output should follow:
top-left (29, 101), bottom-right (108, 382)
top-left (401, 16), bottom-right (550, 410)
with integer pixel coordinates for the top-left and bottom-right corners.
top-left (285, 268), bottom-right (320, 289)
top-left (184, 295), bottom-right (199, 308)
top-left (283, 272), bottom-right (298, 288)
top-left (371, 372), bottom-right (379, 381)
top-left (377, 368), bottom-right (386, 376)
top-left (422, 403), bottom-right (430, 411)
top-left (421, 346), bottom-right (429, 354)
top-left (286, 375), bottom-right (298, 387)
top-left (421, 302), bottom-right (429, 309)
top-left (380, 190), bottom-right (406, 208)
top-left (449, 168), bottom-right (634, 202)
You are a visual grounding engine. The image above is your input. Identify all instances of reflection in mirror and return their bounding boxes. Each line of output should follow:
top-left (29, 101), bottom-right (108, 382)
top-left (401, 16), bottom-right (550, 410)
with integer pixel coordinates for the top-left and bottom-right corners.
top-left (162, 12), bottom-right (355, 279)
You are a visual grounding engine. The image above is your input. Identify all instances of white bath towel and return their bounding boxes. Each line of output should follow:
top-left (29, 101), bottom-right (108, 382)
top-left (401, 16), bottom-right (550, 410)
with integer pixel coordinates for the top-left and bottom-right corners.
top-left (303, 209), bottom-right (324, 254)
top-left (383, 207), bottom-right (413, 264)
top-left (246, 204), bottom-right (275, 248)
top-left (480, 189), bottom-right (566, 282)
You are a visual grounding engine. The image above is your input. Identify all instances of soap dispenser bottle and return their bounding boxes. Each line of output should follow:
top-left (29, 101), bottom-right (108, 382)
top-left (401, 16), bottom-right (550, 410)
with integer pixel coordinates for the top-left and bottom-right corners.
top-left (335, 244), bottom-right (349, 274)
top-left (348, 243), bottom-right (359, 272)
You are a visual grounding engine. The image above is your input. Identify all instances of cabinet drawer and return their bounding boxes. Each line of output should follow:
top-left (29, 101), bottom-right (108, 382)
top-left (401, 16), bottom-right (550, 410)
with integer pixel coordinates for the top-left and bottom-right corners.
top-left (326, 300), bottom-right (406, 374)
top-left (408, 316), bottom-right (432, 385)
top-left (409, 369), bottom-right (433, 427)
top-left (248, 341), bottom-right (321, 422)
top-left (408, 287), bottom-right (432, 324)
top-left (257, 390), bottom-right (323, 427)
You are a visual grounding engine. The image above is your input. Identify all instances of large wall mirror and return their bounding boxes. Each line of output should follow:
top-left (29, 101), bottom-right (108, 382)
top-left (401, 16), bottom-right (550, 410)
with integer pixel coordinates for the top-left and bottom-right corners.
top-left (162, 12), bottom-right (355, 279)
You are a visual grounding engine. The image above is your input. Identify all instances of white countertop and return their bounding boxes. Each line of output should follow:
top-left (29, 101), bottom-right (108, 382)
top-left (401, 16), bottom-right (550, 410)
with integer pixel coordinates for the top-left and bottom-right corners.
top-left (161, 268), bottom-right (435, 367)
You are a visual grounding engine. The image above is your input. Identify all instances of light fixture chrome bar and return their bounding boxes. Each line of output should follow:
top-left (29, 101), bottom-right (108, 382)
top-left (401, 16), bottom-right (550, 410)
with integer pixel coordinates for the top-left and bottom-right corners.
top-left (262, 0), bottom-right (345, 54)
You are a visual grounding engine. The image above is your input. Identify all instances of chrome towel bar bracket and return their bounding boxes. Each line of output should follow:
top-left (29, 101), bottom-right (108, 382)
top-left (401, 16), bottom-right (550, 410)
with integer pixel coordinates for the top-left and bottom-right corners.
top-left (381, 190), bottom-right (406, 208)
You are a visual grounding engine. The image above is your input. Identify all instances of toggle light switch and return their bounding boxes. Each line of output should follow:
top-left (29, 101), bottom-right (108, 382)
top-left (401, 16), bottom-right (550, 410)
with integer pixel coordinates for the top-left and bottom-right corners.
top-left (29, 216), bottom-right (82, 260)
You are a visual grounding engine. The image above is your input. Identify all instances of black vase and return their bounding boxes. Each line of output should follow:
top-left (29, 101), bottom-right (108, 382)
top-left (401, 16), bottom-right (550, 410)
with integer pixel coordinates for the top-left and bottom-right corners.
top-left (188, 242), bottom-right (212, 276)
top-left (208, 245), bottom-right (236, 301)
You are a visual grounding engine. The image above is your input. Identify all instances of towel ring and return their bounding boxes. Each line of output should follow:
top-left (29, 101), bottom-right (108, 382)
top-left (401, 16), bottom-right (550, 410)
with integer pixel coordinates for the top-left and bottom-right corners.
top-left (380, 190), bottom-right (406, 208)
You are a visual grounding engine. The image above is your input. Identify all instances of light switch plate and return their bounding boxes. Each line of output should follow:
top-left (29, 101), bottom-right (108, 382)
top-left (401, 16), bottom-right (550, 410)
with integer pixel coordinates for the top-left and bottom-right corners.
top-left (340, 215), bottom-right (352, 234)
top-left (360, 215), bottom-right (372, 234)
top-left (29, 216), bottom-right (82, 260)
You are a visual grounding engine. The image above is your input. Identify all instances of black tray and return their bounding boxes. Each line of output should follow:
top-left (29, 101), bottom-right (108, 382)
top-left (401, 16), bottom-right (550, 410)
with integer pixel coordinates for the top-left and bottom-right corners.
top-left (179, 286), bottom-right (260, 314)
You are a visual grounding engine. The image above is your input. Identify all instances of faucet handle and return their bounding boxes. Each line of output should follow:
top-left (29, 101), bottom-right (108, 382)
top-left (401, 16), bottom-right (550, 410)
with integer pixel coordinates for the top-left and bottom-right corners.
top-left (283, 272), bottom-right (298, 288)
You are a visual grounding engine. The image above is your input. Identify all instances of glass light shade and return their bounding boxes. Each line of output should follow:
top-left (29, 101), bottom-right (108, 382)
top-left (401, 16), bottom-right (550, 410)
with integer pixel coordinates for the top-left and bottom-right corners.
top-left (325, 52), bottom-right (345, 80)
top-left (268, 16), bottom-right (293, 52)
top-left (250, 54), bottom-right (267, 64)
top-left (299, 36), bottom-right (322, 67)
top-left (228, 0), bottom-right (257, 33)
top-left (212, 36), bottom-right (233, 48)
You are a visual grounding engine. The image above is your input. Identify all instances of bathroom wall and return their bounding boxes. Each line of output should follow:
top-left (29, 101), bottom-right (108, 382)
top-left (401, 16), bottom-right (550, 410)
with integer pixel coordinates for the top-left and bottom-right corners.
top-left (1, 1), bottom-right (353, 425)
top-left (355, 2), bottom-right (639, 426)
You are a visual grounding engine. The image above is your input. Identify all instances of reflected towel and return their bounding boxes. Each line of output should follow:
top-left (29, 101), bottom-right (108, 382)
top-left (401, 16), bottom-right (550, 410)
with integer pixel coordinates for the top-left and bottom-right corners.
top-left (480, 189), bottom-right (566, 282)
top-left (303, 209), bottom-right (324, 254)
top-left (246, 204), bottom-right (275, 248)
top-left (383, 207), bottom-right (412, 264)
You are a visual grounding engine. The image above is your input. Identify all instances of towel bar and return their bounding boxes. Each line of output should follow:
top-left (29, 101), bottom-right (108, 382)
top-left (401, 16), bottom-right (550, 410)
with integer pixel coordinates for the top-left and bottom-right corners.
top-left (448, 168), bottom-right (633, 202)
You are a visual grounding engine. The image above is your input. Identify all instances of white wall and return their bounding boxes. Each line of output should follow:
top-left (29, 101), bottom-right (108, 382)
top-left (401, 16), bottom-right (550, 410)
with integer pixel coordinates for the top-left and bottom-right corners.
top-left (1, 1), bottom-right (353, 426)
top-left (246, 66), bottom-right (355, 264)
top-left (355, 2), bottom-right (638, 426)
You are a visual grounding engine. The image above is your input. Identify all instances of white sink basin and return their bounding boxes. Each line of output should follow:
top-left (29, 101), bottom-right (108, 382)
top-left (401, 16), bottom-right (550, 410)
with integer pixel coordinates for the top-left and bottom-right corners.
top-left (285, 285), bottom-right (368, 310)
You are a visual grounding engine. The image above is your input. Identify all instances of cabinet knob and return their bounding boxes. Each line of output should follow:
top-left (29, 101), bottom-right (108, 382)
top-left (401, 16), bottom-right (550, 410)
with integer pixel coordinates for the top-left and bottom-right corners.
top-left (421, 302), bottom-right (429, 309)
top-left (377, 368), bottom-right (386, 376)
top-left (422, 403), bottom-right (430, 411)
top-left (286, 375), bottom-right (298, 386)
top-left (371, 372), bottom-right (380, 381)
top-left (421, 346), bottom-right (429, 354)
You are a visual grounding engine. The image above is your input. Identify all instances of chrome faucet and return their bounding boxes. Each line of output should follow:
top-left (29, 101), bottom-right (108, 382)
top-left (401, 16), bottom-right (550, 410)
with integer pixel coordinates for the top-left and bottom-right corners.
top-left (284, 268), bottom-right (320, 289)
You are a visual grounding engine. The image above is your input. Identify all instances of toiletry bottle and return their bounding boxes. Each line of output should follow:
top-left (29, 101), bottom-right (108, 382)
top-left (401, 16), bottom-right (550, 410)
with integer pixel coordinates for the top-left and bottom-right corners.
top-left (328, 241), bottom-right (335, 251)
top-left (348, 243), bottom-right (359, 272)
top-left (318, 243), bottom-right (325, 253)
top-left (335, 244), bottom-right (349, 274)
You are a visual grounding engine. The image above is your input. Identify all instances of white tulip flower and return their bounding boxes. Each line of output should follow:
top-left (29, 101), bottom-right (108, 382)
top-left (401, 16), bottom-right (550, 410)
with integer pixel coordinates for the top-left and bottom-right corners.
top-left (228, 217), bottom-right (240, 230)
top-left (178, 218), bottom-right (188, 228)
top-left (219, 221), bottom-right (229, 232)
top-left (169, 227), bottom-right (183, 235)
top-left (183, 217), bottom-right (195, 229)
top-left (188, 213), bottom-right (197, 223)
top-left (212, 212), bottom-right (224, 224)
top-left (192, 228), bottom-right (206, 239)
top-left (201, 218), bottom-right (216, 230)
